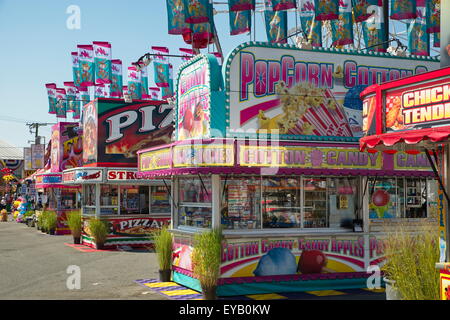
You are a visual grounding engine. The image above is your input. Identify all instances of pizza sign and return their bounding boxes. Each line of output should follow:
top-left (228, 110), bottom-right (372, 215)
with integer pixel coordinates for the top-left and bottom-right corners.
top-left (111, 217), bottom-right (170, 237)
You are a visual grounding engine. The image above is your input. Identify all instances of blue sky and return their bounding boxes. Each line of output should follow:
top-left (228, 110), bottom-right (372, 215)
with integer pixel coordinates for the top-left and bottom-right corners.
top-left (0, 0), bottom-right (268, 150)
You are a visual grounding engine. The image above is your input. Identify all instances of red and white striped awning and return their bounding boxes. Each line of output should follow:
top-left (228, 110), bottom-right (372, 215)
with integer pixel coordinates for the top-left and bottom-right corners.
top-left (360, 126), bottom-right (450, 151)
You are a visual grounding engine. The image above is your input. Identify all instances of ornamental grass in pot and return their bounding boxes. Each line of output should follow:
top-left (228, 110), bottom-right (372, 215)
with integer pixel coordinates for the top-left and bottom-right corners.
top-left (191, 228), bottom-right (223, 300)
top-left (89, 218), bottom-right (108, 249)
top-left (381, 221), bottom-right (440, 300)
top-left (39, 211), bottom-right (49, 233)
top-left (152, 226), bottom-right (173, 282)
top-left (45, 211), bottom-right (57, 235)
top-left (66, 210), bottom-right (82, 244)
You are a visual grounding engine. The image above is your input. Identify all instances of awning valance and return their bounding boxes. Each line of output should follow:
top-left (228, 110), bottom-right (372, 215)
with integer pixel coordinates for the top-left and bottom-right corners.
top-left (360, 126), bottom-right (450, 151)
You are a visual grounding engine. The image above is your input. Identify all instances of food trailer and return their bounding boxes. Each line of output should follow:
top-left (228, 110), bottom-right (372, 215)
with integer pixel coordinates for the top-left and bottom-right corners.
top-left (62, 98), bottom-right (174, 248)
top-left (137, 44), bottom-right (441, 296)
top-left (360, 65), bottom-right (450, 300)
top-left (35, 122), bottom-right (82, 235)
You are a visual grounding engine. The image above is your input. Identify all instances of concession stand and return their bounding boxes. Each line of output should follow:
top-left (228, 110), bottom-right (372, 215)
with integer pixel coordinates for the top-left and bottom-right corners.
top-left (136, 44), bottom-right (441, 296)
top-left (35, 122), bottom-right (83, 235)
top-left (62, 98), bottom-right (174, 248)
top-left (359, 66), bottom-right (450, 300)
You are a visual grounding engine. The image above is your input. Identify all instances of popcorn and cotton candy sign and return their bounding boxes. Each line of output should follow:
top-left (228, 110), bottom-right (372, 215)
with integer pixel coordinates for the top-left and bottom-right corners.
top-left (226, 43), bottom-right (439, 139)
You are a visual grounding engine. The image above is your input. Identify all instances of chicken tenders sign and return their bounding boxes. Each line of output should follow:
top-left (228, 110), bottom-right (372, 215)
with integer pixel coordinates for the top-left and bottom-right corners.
top-left (384, 79), bottom-right (450, 132)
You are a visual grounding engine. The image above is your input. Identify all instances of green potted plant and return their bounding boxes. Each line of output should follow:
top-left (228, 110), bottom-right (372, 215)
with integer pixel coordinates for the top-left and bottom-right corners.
top-left (191, 228), bottom-right (223, 300)
top-left (45, 211), bottom-right (57, 235)
top-left (152, 226), bottom-right (173, 282)
top-left (89, 218), bottom-right (108, 249)
top-left (381, 222), bottom-right (440, 300)
top-left (66, 210), bottom-right (82, 244)
top-left (39, 211), bottom-right (48, 233)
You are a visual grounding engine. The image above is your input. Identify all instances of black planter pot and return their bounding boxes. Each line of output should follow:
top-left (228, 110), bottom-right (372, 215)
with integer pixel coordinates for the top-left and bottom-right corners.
top-left (49, 229), bottom-right (55, 235)
top-left (158, 269), bottom-right (172, 282)
top-left (95, 242), bottom-right (105, 250)
top-left (201, 285), bottom-right (217, 300)
top-left (73, 237), bottom-right (81, 244)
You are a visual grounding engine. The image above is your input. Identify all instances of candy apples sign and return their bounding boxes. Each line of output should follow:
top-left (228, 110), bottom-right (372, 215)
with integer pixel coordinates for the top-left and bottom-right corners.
top-left (225, 42), bottom-right (439, 139)
top-left (83, 99), bottom-right (174, 167)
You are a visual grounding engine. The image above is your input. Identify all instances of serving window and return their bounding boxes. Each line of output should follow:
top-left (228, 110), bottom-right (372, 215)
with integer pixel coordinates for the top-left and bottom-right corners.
top-left (368, 177), bottom-right (429, 219)
top-left (177, 176), bottom-right (212, 228)
top-left (81, 184), bottom-right (170, 216)
top-left (220, 176), bottom-right (360, 230)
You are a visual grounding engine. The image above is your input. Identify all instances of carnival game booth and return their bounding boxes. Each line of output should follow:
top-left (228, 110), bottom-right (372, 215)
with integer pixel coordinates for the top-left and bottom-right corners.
top-left (359, 66), bottom-right (450, 299)
top-left (34, 122), bottom-right (83, 235)
top-left (135, 46), bottom-right (440, 296)
top-left (63, 98), bottom-right (174, 248)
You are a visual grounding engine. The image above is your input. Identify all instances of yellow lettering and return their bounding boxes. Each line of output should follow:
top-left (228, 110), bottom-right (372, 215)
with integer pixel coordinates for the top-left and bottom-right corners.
top-left (403, 92), bottom-right (415, 107)
top-left (431, 87), bottom-right (443, 103)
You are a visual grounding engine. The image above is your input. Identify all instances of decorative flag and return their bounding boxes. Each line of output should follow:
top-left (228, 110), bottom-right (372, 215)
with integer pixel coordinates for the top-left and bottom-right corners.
top-left (64, 82), bottom-right (78, 112)
top-left (150, 87), bottom-right (160, 100)
top-left (314, 0), bottom-right (339, 21)
top-left (71, 52), bottom-right (81, 87)
top-left (352, 0), bottom-right (374, 22)
top-left (152, 47), bottom-right (170, 88)
top-left (390, 0), bottom-right (417, 20)
top-left (127, 66), bottom-right (142, 99)
top-left (78, 86), bottom-right (90, 106)
top-left (73, 91), bottom-right (81, 120)
top-left (55, 88), bottom-right (67, 119)
top-left (78, 45), bottom-right (95, 87)
top-left (45, 83), bottom-right (57, 114)
top-left (426, 0), bottom-right (440, 33)
top-left (264, 8), bottom-right (288, 44)
top-left (229, 10), bottom-right (251, 35)
top-left (179, 48), bottom-right (195, 61)
top-left (94, 84), bottom-right (107, 98)
top-left (93, 41), bottom-right (112, 84)
top-left (141, 66), bottom-right (150, 100)
top-left (228, 0), bottom-right (255, 11)
top-left (184, 0), bottom-right (213, 24)
top-left (331, 0), bottom-right (353, 47)
top-left (166, 0), bottom-right (191, 35)
top-left (161, 64), bottom-right (174, 99)
top-left (408, 0), bottom-right (429, 56)
top-left (362, 4), bottom-right (387, 52)
top-left (110, 59), bottom-right (123, 98)
top-left (299, 0), bottom-right (322, 47)
top-left (123, 86), bottom-right (129, 98)
top-left (269, 0), bottom-right (297, 11)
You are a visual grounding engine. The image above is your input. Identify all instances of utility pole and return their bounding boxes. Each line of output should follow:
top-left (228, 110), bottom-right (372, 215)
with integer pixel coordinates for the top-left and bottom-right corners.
top-left (26, 123), bottom-right (53, 145)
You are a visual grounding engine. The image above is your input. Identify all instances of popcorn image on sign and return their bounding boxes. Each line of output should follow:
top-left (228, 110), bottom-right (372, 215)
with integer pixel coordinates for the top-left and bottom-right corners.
top-left (258, 81), bottom-right (353, 137)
